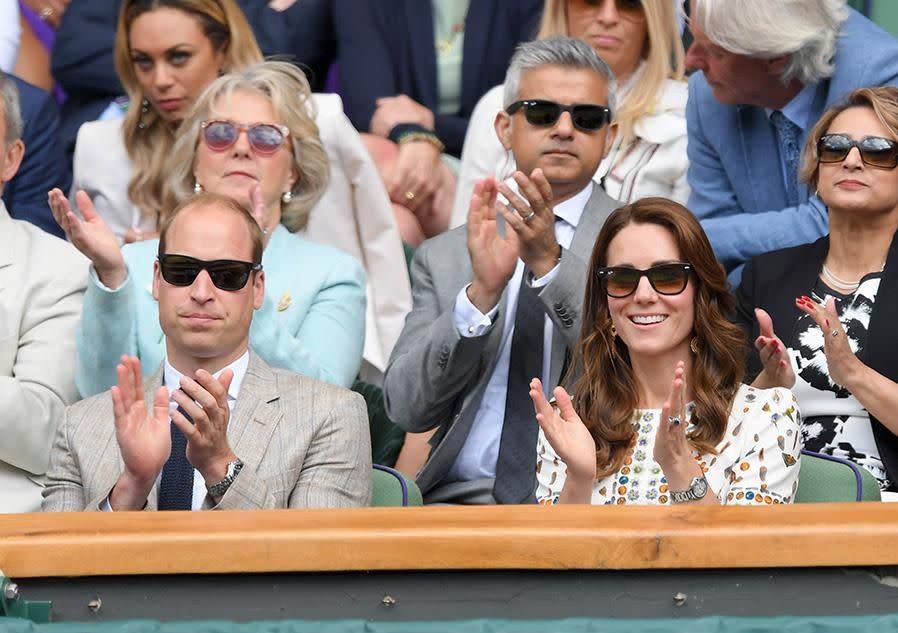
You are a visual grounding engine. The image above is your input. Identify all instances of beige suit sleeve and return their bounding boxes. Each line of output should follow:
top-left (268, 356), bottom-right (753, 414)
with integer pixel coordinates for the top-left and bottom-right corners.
top-left (289, 390), bottom-right (372, 508)
top-left (0, 235), bottom-right (87, 476)
top-left (41, 406), bottom-right (85, 512)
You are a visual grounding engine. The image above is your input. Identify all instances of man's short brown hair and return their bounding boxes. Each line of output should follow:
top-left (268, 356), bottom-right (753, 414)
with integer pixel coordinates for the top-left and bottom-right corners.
top-left (158, 192), bottom-right (264, 264)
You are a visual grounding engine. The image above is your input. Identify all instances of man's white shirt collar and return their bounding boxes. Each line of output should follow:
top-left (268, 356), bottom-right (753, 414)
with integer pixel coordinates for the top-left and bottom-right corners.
top-left (163, 350), bottom-right (250, 404)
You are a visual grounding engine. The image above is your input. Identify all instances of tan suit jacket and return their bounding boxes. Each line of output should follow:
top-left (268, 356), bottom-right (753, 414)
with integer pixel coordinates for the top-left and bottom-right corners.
top-left (71, 94), bottom-right (411, 379)
top-left (42, 351), bottom-right (373, 511)
top-left (0, 201), bottom-right (88, 512)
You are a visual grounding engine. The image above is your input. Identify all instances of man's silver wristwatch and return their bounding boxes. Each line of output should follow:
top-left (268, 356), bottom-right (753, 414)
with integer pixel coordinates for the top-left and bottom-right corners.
top-left (206, 459), bottom-right (244, 498)
top-left (670, 475), bottom-right (709, 504)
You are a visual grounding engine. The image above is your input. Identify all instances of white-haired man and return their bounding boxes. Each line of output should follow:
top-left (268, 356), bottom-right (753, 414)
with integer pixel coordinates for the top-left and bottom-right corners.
top-left (685, 0), bottom-right (898, 283)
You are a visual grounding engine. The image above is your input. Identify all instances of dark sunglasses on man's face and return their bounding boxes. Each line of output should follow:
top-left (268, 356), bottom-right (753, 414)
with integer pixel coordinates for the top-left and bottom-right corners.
top-left (817, 133), bottom-right (898, 169)
top-left (505, 100), bottom-right (612, 132)
top-left (158, 254), bottom-right (262, 291)
top-left (200, 120), bottom-right (290, 155)
top-left (596, 263), bottom-right (693, 298)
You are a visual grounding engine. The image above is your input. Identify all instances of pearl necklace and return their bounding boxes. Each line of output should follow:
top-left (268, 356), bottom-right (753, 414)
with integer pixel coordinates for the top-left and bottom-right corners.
top-left (820, 262), bottom-right (884, 293)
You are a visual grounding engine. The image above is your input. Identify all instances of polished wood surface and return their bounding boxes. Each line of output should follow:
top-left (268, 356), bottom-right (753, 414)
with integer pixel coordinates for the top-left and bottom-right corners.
top-left (1, 503), bottom-right (896, 578)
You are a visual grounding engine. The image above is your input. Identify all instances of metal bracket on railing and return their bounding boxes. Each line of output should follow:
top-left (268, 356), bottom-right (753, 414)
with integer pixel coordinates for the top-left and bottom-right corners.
top-left (0, 571), bottom-right (51, 623)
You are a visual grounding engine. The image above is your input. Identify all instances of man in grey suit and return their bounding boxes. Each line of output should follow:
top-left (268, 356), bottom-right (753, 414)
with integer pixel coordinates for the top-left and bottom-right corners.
top-left (383, 38), bottom-right (620, 504)
top-left (43, 193), bottom-right (372, 512)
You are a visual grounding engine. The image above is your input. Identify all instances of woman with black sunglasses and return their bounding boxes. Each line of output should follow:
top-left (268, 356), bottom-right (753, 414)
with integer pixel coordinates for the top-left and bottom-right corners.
top-left (50, 61), bottom-right (367, 398)
top-left (530, 197), bottom-right (802, 505)
top-left (737, 86), bottom-right (898, 496)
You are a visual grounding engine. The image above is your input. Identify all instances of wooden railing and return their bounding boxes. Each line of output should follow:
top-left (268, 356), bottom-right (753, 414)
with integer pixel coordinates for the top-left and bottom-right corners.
top-left (2, 503), bottom-right (897, 578)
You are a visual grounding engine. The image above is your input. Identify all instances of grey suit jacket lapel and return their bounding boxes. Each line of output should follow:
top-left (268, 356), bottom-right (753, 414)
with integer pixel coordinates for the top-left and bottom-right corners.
top-left (227, 352), bottom-right (282, 471)
top-left (548, 184), bottom-right (619, 384)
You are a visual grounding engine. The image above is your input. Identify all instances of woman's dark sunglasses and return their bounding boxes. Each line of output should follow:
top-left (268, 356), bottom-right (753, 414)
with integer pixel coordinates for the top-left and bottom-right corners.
top-left (817, 133), bottom-right (898, 169)
top-left (158, 254), bottom-right (263, 291)
top-left (596, 263), bottom-right (693, 298)
top-left (570, 0), bottom-right (644, 21)
top-left (505, 100), bottom-right (612, 132)
top-left (200, 120), bottom-right (290, 155)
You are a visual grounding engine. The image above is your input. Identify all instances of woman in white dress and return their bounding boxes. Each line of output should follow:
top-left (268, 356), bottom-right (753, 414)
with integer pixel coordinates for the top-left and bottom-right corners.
top-left (530, 197), bottom-right (802, 505)
top-left (450, 0), bottom-right (688, 227)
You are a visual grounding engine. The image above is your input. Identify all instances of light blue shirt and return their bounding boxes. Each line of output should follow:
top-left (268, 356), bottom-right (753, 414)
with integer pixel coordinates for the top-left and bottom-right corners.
top-left (766, 81), bottom-right (819, 195)
top-left (445, 183), bottom-right (592, 482)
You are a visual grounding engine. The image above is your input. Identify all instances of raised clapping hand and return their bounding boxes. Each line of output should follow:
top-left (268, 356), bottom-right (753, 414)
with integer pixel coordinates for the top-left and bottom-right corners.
top-left (795, 295), bottom-right (860, 388)
top-left (109, 356), bottom-right (173, 511)
top-left (495, 170), bottom-right (560, 279)
top-left (48, 188), bottom-right (128, 289)
top-left (530, 377), bottom-right (596, 504)
top-left (170, 368), bottom-right (238, 488)
top-left (652, 361), bottom-right (705, 491)
top-left (465, 177), bottom-right (520, 313)
top-left (751, 308), bottom-right (796, 389)
top-left (248, 183), bottom-right (274, 245)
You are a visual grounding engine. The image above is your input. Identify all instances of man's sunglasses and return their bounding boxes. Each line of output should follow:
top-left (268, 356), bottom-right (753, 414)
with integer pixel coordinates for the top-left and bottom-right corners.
top-left (570, 0), bottom-right (645, 22)
top-left (200, 120), bottom-right (290, 155)
top-left (158, 254), bottom-right (262, 291)
top-left (817, 133), bottom-right (898, 169)
top-left (505, 100), bottom-right (612, 132)
top-left (596, 263), bottom-right (693, 298)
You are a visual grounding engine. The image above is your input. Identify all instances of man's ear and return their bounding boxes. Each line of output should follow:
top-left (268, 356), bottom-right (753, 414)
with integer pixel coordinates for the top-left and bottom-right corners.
top-left (152, 260), bottom-right (161, 301)
top-left (601, 122), bottom-right (618, 160)
top-left (1, 139), bottom-right (24, 184)
top-left (253, 270), bottom-right (265, 310)
top-left (766, 54), bottom-right (790, 77)
top-left (494, 110), bottom-right (513, 151)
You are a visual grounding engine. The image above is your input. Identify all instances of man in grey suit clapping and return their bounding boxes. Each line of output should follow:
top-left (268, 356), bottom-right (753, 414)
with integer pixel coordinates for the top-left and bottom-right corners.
top-left (43, 193), bottom-right (372, 512)
top-left (383, 37), bottom-right (621, 504)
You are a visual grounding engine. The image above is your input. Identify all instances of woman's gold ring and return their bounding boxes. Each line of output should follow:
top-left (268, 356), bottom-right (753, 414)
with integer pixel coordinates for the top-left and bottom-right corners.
top-left (39, 7), bottom-right (54, 20)
top-left (405, 191), bottom-right (415, 201)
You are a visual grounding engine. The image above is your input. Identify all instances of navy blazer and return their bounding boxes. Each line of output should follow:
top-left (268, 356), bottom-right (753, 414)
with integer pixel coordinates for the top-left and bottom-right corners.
top-left (735, 234), bottom-right (898, 491)
top-left (2, 75), bottom-right (69, 238)
top-left (334, 0), bottom-right (542, 156)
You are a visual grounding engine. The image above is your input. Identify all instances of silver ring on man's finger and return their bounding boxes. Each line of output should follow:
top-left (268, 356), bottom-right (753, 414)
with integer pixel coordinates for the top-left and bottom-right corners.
top-left (521, 211), bottom-right (536, 223)
top-left (831, 329), bottom-right (839, 338)
top-left (668, 415), bottom-right (681, 426)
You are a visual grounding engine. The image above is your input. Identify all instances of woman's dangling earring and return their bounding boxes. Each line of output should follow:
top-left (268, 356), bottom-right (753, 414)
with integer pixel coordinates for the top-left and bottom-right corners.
top-left (281, 190), bottom-right (293, 204)
top-left (608, 321), bottom-right (617, 338)
top-left (690, 336), bottom-right (700, 354)
top-left (137, 98), bottom-right (150, 129)
top-left (193, 180), bottom-right (203, 194)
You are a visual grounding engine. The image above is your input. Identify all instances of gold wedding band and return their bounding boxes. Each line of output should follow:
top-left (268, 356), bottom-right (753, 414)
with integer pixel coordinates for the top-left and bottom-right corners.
top-left (831, 329), bottom-right (839, 338)
top-left (522, 211), bottom-right (536, 223)
top-left (405, 191), bottom-right (415, 201)
top-left (39, 6), bottom-right (54, 20)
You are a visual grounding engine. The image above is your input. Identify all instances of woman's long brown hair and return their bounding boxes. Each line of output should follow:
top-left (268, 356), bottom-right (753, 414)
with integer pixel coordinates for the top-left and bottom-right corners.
top-left (567, 197), bottom-right (747, 478)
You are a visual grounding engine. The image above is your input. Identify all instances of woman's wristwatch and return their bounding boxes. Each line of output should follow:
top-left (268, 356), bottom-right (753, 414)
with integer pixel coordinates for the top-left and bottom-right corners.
top-left (206, 459), bottom-right (244, 498)
top-left (670, 475), bottom-right (709, 504)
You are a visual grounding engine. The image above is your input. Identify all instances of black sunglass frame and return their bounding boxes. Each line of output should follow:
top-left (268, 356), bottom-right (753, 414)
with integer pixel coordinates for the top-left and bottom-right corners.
top-left (596, 263), bottom-right (693, 298)
top-left (505, 100), bottom-right (612, 132)
top-left (158, 254), bottom-right (263, 291)
top-left (817, 133), bottom-right (898, 169)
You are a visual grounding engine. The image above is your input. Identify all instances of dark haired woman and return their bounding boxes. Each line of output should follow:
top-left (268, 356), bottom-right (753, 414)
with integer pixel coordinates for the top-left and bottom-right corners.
top-left (531, 198), bottom-right (802, 505)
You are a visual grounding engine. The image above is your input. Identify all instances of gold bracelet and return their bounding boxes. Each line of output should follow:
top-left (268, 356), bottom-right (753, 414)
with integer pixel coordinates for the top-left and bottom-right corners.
top-left (397, 131), bottom-right (445, 153)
